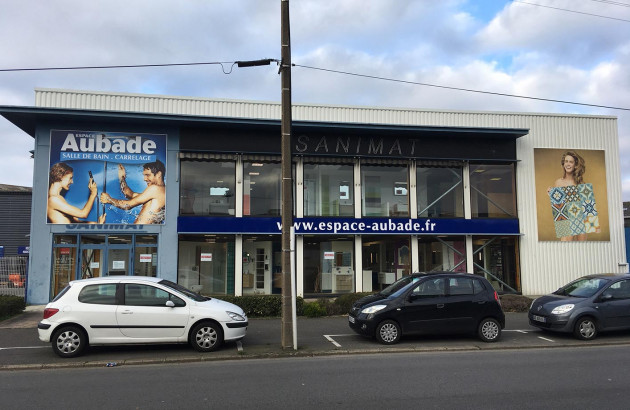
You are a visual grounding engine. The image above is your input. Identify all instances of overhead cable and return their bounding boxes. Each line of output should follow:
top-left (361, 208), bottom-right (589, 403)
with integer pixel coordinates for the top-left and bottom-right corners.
top-left (292, 63), bottom-right (630, 112)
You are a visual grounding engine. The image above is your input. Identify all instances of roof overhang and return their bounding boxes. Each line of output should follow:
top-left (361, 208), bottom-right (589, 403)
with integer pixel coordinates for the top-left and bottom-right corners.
top-left (0, 105), bottom-right (529, 140)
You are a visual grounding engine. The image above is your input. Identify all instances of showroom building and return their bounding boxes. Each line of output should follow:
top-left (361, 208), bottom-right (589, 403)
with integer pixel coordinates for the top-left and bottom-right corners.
top-left (0, 88), bottom-right (626, 305)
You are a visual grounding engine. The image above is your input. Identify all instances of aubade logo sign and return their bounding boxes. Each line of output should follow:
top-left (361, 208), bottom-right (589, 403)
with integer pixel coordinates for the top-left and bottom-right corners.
top-left (60, 133), bottom-right (157, 162)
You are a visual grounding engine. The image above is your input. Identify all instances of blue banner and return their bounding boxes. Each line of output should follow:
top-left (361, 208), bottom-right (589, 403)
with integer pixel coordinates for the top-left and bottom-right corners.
top-left (178, 216), bottom-right (520, 235)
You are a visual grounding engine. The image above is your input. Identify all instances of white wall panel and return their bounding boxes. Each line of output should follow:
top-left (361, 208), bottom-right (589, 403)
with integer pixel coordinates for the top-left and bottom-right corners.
top-left (34, 88), bottom-right (626, 295)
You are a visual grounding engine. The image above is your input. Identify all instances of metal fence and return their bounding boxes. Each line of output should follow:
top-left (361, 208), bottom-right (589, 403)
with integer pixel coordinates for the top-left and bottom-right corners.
top-left (0, 256), bottom-right (27, 297)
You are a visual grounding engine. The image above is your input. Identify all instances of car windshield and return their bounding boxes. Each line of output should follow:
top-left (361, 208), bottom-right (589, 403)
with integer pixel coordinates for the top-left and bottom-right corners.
top-left (380, 276), bottom-right (419, 297)
top-left (555, 277), bottom-right (610, 298)
top-left (159, 279), bottom-right (207, 302)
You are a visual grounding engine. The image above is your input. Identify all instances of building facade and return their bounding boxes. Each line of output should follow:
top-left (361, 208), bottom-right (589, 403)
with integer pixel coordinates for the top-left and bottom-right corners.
top-left (1, 88), bottom-right (626, 304)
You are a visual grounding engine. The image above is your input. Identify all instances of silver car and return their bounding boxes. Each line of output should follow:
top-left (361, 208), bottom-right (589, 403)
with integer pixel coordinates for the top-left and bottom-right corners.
top-left (529, 273), bottom-right (630, 340)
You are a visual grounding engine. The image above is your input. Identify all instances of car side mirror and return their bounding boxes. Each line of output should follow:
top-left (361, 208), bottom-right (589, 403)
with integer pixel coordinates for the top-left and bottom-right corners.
top-left (165, 300), bottom-right (175, 308)
top-left (599, 293), bottom-right (613, 302)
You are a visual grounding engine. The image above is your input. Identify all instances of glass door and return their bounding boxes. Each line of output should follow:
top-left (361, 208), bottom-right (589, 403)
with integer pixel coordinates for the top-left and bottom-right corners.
top-left (107, 235), bottom-right (133, 276)
top-left (80, 248), bottom-right (104, 279)
top-left (79, 235), bottom-right (106, 279)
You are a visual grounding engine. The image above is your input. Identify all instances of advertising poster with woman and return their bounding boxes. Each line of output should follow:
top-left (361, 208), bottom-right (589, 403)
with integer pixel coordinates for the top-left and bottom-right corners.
top-left (534, 148), bottom-right (609, 241)
top-left (47, 130), bottom-right (167, 224)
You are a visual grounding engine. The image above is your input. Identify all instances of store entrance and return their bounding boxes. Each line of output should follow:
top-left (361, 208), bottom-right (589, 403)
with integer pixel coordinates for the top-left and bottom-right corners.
top-left (51, 234), bottom-right (158, 299)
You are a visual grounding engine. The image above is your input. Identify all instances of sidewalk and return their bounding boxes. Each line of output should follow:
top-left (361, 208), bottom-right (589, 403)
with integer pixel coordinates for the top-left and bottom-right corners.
top-left (0, 305), bottom-right (44, 329)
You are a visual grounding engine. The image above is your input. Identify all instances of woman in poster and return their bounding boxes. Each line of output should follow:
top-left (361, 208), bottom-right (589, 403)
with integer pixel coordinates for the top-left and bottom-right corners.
top-left (549, 151), bottom-right (588, 241)
top-left (554, 150), bottom-right (586, 189)
top-left (47, 162), bottom-right (106, 224)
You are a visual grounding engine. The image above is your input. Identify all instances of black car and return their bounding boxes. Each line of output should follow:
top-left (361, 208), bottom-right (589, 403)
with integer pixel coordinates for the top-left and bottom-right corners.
top-left (528, 273), bottom-right (630, 340)
top-left (348, 272), bottom-right (505, 344)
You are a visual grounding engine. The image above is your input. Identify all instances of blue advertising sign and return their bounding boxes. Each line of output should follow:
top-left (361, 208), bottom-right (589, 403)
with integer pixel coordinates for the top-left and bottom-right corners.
top-left (178, 217), bottom-right (520, 236)
top-left (47, 130), bottom-right (167, 225)
top-left (17, 246), bottom-right (29, 255)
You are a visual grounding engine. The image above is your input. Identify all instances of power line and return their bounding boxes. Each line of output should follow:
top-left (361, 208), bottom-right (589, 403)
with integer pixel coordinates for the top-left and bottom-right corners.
top-left (0, 61), bottom-right (242, 74)
top-left (513, 1), bottom-right (630, 22)
top-left (587, 0), bottom-right (630, 7)
top-left (292, 63), bottom-right (630, 112)
top-left (1, 60), bottom-right (627, 111)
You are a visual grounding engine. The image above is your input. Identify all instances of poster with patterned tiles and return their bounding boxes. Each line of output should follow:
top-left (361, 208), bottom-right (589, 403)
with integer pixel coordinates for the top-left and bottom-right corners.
top-left (548, 183), bottom-right (599, 238)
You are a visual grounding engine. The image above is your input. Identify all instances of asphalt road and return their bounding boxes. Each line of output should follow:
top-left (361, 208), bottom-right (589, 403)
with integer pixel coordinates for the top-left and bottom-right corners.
top-left (2, 345), bottom-right (630, 409)
top-left (3, 309), bottom-right (630, 370)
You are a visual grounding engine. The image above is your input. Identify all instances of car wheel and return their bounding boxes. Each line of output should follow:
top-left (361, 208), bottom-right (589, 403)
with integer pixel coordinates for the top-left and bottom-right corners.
top-left (190, 322), bottom-right (223, 352)
top-left (478, 318), bottom-right (501, 342)
top-left (573, 317), bottom-right (598, 340)
top-left (52, 326), bottom-right (87, 358)
top-left (375, 320), bottom-right (401, 345)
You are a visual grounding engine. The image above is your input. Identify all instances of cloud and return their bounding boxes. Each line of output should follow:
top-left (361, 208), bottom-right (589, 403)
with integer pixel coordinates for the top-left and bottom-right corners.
top-left (0, 0), bottom-right (629, 201)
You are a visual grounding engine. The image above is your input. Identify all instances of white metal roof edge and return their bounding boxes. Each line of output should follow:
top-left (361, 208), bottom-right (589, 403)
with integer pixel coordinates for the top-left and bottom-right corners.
top-left (34, 87), bottom-right (618, 120)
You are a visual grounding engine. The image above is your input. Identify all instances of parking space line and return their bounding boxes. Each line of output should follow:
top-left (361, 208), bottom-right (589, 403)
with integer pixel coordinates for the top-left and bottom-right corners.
top-left (236, 341), bottom-right (243, 352)
top-left (0, 346), bottom-right (48, 351)
top-left (324, 334), bottom-right (354, 348)
top-left (538, 336), bottom-right (555, 342)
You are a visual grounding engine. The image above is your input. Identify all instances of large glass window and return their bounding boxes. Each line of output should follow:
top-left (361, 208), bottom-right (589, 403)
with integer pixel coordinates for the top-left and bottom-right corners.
top-left (242, 235), bottom-right (281, 295)
top-left (470, 164), bottom-right (516, 218)
top-left (417, 236), bottom-right (466, 273)
top-left (180, 159), bottom-right (236, 216)
top-left (303, 236), bottom-right (355, 295)
top-left (473, 236), bottom-right (520, 293)
top-left (178, 234), bottom-right (234, 295)
top-left (417, 167), bottom-right (464, 218)
top-left (361, 164), bottom-right (409, 217)
top-left (304, 163), bottom-right (354, 217)
top-left (362, 235), bottom-right (410, 291)
top-left (244, 160), bottom-right (281, 216)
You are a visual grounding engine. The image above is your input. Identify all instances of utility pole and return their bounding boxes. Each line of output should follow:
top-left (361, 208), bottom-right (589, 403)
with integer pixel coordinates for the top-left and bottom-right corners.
top-left (280, 0), bottom-right (294, 349)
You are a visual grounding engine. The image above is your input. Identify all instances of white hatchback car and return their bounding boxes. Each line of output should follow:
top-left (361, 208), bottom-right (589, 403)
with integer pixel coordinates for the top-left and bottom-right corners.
top-left (38, 276), bottom-right (248, 358)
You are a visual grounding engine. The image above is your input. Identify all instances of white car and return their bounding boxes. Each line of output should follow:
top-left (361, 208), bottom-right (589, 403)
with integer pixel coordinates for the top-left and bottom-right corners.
top-left (38, 276), bottom-right (248, 358)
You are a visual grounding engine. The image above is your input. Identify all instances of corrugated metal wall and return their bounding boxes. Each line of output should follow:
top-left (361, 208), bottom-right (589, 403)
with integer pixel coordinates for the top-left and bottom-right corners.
top-left (34, 88), bottom-right (626, 295)
top-left (0, 192), bottom-right (31, 256)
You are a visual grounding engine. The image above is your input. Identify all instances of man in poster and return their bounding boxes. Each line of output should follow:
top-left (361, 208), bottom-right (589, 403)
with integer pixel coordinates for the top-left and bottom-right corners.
top-left (100, 160), bottom-right (166, 224)
top-left (47, 162), bottom-right (107, 224)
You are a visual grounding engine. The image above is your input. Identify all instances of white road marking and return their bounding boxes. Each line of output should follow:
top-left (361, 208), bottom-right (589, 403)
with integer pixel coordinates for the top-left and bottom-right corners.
top-left (236, 341), bottom-right (243, 352)
top-left (0, 346), bottom-right (48, 351)
top-left (324, 334), bottom-right (354, 348)
top-left (538, 336), bottom-right (555, 342)
top-left (503, 330), bottom-right (529, 333)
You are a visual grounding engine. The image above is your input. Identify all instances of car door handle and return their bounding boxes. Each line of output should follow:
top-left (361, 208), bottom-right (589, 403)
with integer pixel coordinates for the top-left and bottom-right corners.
top-left (436, 304), bottom-right (445, 308)
top-left (477, 301), bottom-right (486, 304)
top-left (120, 310), bottom-right (133, 314)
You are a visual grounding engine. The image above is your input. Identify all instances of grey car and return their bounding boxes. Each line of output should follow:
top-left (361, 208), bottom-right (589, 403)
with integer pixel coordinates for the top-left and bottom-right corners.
top-left (529, 273), bottom-right (630, 340)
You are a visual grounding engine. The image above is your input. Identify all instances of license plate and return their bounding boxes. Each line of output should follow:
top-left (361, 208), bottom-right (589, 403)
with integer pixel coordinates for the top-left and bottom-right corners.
top-left (348, 316), bottom-right (355, 324)
top-left (532, 315), bottom-right (546, 323)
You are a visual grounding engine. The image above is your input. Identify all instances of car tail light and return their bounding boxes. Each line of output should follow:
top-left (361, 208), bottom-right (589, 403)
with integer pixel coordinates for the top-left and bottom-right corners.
top-left (43, 308), bottom-right (59, 319)
top-left (494, 291), bottom-right (501, 306)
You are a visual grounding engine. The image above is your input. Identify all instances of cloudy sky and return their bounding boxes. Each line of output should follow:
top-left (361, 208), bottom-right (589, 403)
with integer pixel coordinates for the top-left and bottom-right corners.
top-left (1, 0), bottom-right (629, 197)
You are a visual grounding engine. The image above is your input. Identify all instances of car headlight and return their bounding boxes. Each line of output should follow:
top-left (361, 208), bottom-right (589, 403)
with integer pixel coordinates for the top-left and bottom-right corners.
top-left (227, 311), bottom-right (246, 321)
top-left (361, 305), bottom-right (387, 314)
top-left (551, 304), bottom-right (575, 315)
